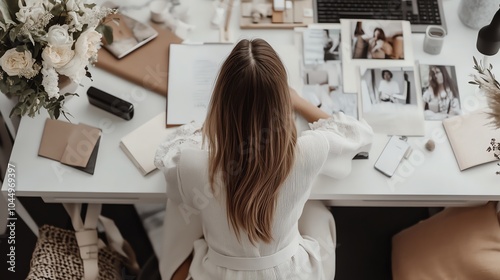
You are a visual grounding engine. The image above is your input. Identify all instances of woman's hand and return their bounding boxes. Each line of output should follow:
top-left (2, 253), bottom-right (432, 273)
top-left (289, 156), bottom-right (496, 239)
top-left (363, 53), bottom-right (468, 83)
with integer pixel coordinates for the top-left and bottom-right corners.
top-left (289, 87), bottom-right (331, 123)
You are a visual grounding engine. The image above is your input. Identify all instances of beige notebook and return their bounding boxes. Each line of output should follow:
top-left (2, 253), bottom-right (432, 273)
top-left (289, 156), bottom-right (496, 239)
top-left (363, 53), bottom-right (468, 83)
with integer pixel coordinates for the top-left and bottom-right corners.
top-left (120, 112), bottom-right (176, 175)
top-left (38, 119), bottom-right (102, 174)
top-left (442, 109), bottom-right (500, 171)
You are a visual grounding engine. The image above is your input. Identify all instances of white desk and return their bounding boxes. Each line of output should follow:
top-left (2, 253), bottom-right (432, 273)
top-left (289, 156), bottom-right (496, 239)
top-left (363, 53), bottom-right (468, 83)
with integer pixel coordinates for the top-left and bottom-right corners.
top-left (2, 0), bottom-right (500, 208)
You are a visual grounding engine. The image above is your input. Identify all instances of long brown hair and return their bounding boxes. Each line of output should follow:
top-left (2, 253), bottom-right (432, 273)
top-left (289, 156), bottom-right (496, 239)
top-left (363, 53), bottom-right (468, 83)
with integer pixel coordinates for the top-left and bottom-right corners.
top-left (429, 65), bottom-right (458, 98)
top-left (203, 39), bottom-right (297, 244)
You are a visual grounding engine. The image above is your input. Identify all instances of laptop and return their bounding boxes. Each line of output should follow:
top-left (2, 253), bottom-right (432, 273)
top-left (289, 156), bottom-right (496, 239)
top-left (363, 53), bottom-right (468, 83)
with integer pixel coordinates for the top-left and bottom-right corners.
top-left (313, 0), bottom-right (447, 33)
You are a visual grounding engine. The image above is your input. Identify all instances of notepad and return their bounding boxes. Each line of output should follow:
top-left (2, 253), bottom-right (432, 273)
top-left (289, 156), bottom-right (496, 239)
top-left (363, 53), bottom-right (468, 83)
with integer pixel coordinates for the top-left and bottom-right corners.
top-left (38, 119), bottom-right (102, 174)
top-left (120, 112), bottom-right (176, 175)
top-left (442, 109), bottom-right (500, 171)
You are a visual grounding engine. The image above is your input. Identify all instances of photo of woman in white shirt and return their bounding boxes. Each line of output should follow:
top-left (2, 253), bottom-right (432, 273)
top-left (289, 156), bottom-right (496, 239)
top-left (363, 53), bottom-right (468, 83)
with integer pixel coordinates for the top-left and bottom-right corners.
top-left (377, 70), bottom-right (400, 102)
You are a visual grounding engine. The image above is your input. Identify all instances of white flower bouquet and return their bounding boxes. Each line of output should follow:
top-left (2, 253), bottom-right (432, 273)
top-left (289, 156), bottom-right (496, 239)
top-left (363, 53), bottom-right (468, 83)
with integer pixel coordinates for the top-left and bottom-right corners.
top-left (0, 0), bottom-right (114, 119)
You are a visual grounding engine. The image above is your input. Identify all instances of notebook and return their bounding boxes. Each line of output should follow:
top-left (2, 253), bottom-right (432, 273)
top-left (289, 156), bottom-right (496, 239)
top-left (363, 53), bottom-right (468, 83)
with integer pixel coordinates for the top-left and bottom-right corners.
top-left (38, 119), bottom-right (102, 174)
top-left (442, 109), bottom-right (500, 171)
top-left (120, 112), bottom-right (176, 175)
top-left (96, 22), bottom-right (182, 96)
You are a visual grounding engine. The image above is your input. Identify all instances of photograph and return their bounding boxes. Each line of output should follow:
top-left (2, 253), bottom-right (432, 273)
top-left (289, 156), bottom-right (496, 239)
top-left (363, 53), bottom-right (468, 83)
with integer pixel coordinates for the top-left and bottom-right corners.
top-left (419, 64), bottom-right (462, 120)
top-left (360, 66), bottom-right (425, 136)
top-left (303, 28), bottom-right (341, 65)
top-left (351, 20), bottom-right (404, 60)
top-left (103, 13), bottom-right (158, 59)
top-left (300, 61), bottom-right (358, 119)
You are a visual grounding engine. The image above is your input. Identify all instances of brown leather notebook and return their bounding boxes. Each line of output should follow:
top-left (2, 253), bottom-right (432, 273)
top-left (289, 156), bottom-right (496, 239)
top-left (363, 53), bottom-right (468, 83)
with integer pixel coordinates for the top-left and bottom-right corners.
top-left (95, 23), bottom-right (182, 96)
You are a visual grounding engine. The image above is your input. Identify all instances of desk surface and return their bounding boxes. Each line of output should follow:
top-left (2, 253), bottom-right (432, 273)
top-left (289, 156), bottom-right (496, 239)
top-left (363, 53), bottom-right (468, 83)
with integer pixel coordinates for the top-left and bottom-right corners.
top-left (2, 0), bottom-right (500, 206)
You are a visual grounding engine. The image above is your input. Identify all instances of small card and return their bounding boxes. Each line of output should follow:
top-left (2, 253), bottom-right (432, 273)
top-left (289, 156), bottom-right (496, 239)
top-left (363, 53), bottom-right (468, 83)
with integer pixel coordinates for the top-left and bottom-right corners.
top-left (38, 119), bottom-right (102, 174)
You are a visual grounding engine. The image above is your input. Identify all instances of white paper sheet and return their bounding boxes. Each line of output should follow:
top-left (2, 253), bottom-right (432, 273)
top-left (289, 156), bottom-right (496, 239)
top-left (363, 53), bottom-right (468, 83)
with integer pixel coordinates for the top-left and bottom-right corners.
top-left (167, 42), bottom-right (302, 126)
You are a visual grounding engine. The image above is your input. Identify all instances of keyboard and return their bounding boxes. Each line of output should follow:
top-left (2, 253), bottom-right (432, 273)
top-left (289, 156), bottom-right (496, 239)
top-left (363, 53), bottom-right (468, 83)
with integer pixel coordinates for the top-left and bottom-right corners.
top-left (313, 0), bottom-right (447, 33)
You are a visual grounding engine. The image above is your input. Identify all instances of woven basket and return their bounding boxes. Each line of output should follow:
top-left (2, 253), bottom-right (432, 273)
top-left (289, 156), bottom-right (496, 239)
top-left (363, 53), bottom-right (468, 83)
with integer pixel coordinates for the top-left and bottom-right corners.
top-left (26, 224), bottom-right (124, 280)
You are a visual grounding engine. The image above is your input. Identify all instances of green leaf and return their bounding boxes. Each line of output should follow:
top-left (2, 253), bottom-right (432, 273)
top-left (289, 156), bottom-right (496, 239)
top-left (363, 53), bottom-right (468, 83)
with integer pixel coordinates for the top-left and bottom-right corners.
top-left (103, 24), bottom-right (113, 45)
top-left (0, 1), bottom-right (15, 26)
top-left (8, 26), bottom-right (16, 42)
top-left (9, 104), bottom-right (22, 118)
top-left (33, 41), bottom-right (42, 57)
top-left (84, 3), bottom-right (96, 9)
top-left (15, 45), bottom-right (27, 52)
top-left (5, 0), bottom-right (20, 22)
top-left (96, 23), bottom-right (113, 45)
top-left (61, 110), bottom-right (73, 122)
top-left (50, 3), bottom-right (64, 17)
top-left (53, 106), bottom-right (60, 119)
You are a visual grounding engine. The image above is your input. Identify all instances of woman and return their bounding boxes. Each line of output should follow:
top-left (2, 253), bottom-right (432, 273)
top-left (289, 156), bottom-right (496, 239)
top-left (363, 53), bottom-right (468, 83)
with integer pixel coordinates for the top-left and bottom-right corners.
top-left (422, 65), bottom-right (461, 120)
top-left (368, 27), bottom-right (393, 59)
top-left (377, 70), bottom-right (400, 102)
top-left (155, 39), bottom-right (373, 280)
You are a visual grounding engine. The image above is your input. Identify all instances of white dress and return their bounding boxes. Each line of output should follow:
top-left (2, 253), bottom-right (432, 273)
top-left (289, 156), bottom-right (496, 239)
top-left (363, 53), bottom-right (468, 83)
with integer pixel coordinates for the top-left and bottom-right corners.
top-left (155, 112), bottom-right (373, 280)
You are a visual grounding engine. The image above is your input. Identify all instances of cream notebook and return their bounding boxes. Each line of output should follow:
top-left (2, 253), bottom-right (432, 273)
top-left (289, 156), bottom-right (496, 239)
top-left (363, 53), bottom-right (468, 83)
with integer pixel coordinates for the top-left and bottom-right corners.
top-left (120, 112), bottom-right (175, 175)
top-left (442, 109), bottom-right (500, 171)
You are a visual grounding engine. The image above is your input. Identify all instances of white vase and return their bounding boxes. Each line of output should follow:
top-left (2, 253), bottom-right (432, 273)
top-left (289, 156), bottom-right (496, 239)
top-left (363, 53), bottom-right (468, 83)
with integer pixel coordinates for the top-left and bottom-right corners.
top-left (458, 0), bottom-right (500, 29)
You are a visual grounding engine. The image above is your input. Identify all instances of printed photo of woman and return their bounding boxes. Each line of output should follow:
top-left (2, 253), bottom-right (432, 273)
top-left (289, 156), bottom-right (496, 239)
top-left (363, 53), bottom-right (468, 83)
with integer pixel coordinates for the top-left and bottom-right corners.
top-left (420, 65), bottom-right (462, 120)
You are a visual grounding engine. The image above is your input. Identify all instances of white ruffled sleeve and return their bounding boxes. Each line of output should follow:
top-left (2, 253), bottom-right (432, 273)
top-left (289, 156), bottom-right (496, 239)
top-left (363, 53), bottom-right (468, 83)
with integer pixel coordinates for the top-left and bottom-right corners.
top-left (307, 112), bottom-right (374, 178)
top-left (154, 122), bottom-right (203, 202)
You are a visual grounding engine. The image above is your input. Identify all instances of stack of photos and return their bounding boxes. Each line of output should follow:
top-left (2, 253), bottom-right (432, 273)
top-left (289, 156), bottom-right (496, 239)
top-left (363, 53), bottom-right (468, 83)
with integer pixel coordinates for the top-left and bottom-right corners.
top-left (418, 64), bottom-right (462, 121)
top-left (301, 27), bottom-right (358, 119)
top-left (338, 19), bottom-right (425, 136)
